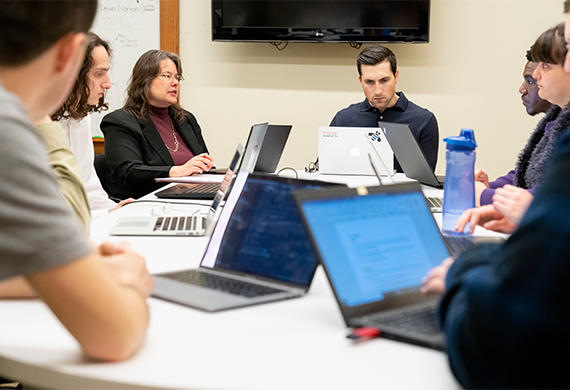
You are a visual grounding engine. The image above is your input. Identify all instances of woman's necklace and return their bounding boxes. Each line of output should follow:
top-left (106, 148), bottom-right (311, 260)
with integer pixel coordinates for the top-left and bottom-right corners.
top-left (165, 117), bottom-right (180, 152)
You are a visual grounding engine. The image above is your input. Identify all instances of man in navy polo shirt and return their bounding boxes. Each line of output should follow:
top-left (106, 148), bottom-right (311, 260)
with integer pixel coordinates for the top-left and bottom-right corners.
top-left (330, 45), bottom-right (439, 173)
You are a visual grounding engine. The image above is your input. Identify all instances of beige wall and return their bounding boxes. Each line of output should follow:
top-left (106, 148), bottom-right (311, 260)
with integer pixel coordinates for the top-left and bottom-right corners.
top-left (179, 0), bottom-right (563, 178)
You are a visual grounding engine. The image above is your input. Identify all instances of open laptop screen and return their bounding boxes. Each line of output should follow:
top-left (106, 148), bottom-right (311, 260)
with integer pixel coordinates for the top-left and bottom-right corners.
top-left (297, 188), bottom-right (449, 307)
top-left (202, 173), bottom-right (339, 287)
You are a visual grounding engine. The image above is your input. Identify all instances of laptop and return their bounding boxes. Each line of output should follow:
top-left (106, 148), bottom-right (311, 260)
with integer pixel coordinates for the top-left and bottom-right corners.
top-left (151, 172), bottom-right (343, 312)
top-left (293, 182), bottom-right (505, 350)
top-left (109, 145), bottom-right (243, 237)
top-left (155, 122), bottom-right (272, 200)
top-left (367, 138), bottom-right (443, 213)
top-left (379, 121), bottom-right (444, 188)
top-left (253, 124), bottom-right (292, 173)
top-left (318, 126), bottom-right (394, 176)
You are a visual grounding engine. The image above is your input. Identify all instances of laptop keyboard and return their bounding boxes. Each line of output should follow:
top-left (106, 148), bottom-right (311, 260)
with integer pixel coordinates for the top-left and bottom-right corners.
top-left (154, 215), bottom-right (206, 233)
top-left (426, 196), bottom-right (443, 212)
top-left (183, 183), bottom-right (220, 194)
top-left (365, 303), bottom-right (440, 336)
top-left (443, 235), bottom-right (476, 257)
top-left (159, 269), bottom-right (284, 298)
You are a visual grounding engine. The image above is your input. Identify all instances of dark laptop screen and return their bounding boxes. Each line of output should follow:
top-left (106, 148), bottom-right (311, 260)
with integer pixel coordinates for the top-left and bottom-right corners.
top-left (299, 190), bottom-right (449, 307)
top-left (204, 174), bottom-right (336, 287)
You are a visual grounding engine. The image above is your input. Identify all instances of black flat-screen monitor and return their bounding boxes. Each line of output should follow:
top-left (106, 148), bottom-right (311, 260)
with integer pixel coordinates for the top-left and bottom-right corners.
top-left (212, 0), bottom-right (430, 44)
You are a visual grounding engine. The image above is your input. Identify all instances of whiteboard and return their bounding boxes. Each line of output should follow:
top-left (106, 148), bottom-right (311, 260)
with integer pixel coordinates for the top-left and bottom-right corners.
top-left (90, 0), bottom-right (160, 136)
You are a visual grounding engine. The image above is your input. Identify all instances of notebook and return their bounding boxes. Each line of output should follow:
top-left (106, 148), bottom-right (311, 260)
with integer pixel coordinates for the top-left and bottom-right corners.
top-left (155, 122), bottom-right (272, 199)
top-left (294, 182), bottom-right (504, 350)
top-left (108, 144), bottom-right (243, 237)
top-left (151, 172), bottom-right (343, 312)
top-left (379, 121), bottom-right (444, 188)
top-left (318, 126), bottom-right (394, 176)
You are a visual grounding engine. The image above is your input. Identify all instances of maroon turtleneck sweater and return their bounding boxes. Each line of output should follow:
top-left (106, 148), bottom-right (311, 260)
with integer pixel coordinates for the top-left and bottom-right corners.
top-left (149, 105), bottom-right (194, 165)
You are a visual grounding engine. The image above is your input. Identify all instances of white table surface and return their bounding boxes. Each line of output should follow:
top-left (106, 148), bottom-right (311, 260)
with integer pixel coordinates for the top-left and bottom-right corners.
top-left (0, 173), bottom-right (483, 389)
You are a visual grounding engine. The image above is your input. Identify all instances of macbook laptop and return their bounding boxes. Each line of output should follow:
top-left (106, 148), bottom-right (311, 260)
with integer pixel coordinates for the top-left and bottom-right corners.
top-left (318, 126), bottom-right (394, 176)
top-left (294, 182), bottom-right (505, 350)
top-left (154, 122), bottom-right (271, 200)
top-left (379, 121), bottom-right (444, 188)
top-left (109, 145), bottom-right (244, 237)
top-left (151, 172), bottom-right (343, 312)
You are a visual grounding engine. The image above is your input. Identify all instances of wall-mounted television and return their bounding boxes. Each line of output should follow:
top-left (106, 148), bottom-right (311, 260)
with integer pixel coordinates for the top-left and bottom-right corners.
top-left (212, 1), bottom-right (430, 44)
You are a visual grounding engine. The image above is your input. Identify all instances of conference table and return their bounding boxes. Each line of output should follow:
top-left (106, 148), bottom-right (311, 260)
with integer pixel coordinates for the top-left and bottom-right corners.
top-left (0, 172), bottom-right (503, 389)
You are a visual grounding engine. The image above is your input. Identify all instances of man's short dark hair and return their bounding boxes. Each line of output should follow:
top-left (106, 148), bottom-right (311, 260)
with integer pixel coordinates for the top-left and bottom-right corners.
top-left (564, 0), bottom-right (570, 14)
top-left (0, 1), bottom-right (97, 67)
top-left (357, 45), bottom-right (397, 76)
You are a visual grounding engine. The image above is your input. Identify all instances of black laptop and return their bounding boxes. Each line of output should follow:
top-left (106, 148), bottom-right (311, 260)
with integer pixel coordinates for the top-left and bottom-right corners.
top-left (155, 123), bottom-right (291, 200)
top-left (294, 182), bottom-right (505, 350)
top-left (151, 172), bottom-right (343, 312)
top-left (379, 121), bottom-right (444, 188)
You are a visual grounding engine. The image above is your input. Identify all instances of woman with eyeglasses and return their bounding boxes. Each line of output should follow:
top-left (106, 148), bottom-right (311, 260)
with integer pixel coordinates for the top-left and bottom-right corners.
top-left (101, 49), bottom-right (214, 199)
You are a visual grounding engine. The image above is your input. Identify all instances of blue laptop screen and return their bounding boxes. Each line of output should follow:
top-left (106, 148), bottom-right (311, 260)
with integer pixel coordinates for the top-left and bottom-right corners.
top-left (300, 191), bottom-right (449, 307)
top-left (208, 176), bottom-right (331, 287)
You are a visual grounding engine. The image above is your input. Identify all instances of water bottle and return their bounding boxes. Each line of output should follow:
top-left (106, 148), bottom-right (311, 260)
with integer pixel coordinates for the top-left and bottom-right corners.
top-left (442, 129), bottom-right (477, 235)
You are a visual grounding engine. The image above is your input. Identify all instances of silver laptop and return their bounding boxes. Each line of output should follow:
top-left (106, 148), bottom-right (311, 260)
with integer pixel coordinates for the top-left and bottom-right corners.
top-left (379, 121), bottom-right (444, 188)
top-left (109, 144), bottom-right (244, 237)
top-left (318, 126), bottom-right (394, 175)
top-left (367, 136), bottom-right (443, 213)
top-left (151, 172), bottom-right (342, 312)
top-left (294, 182), bottom-right (505, 350)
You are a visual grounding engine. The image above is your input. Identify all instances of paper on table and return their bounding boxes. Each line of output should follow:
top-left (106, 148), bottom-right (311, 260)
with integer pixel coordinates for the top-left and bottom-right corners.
top-left (155, 174), bottom-right (224, 184)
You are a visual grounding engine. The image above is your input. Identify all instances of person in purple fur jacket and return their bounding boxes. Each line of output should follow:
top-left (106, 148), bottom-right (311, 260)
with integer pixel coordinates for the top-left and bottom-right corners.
top-left (475, 50), bottom-right (555, 207)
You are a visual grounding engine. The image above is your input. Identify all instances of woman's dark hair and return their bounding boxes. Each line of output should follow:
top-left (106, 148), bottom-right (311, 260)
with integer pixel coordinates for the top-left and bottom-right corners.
top-left (51, 32), bottom-right (112, 121)
top-left (531, 23), bottom-right (567, 66)
top-left (123, 49), bottom-right (186, 124)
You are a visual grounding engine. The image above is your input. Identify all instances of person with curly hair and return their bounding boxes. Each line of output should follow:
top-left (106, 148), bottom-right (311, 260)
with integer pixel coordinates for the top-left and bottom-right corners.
top-left (51, 32), bottom-right (132, 219)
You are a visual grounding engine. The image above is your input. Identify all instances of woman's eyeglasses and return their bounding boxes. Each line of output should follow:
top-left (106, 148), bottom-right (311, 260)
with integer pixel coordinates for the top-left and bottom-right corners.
top-left (156, 73), bottom-right (184, 82)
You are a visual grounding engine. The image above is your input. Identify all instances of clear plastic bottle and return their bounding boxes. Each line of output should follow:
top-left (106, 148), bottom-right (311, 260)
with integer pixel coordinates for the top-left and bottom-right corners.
top-left (442, 129), bottom-right (478, 235)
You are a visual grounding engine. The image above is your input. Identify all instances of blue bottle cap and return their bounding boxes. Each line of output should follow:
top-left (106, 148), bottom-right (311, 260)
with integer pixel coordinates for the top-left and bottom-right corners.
top-left (444, 128), bottom-right (477, 150)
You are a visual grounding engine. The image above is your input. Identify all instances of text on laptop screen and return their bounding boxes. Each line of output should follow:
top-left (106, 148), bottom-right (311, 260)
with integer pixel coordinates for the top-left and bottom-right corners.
top-left (209, 176), bottom-right (327, 287)
top-left (300, 191), bottom-right (449, 307)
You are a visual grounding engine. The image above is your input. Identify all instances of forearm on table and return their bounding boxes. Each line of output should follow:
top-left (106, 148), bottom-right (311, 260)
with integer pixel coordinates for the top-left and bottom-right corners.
top-left (26, 254), bottom-right (149, 362)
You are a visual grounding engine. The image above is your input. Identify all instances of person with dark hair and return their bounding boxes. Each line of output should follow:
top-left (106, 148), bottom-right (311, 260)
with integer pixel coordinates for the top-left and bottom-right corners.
top-left (455, 24), bottom-right (570, 236)
top-left (51, 32), bottom-right (132, 219)
top-left (421, 20), bottom-right (570, 388)
top-left (0, 0), bottom-right (152, 363)
top-left (101, 49), bottom-right (214, 199)
top-left (471, 49), bottom-right (556, 209)
top-left (330, 44), bottom-right (439, 173)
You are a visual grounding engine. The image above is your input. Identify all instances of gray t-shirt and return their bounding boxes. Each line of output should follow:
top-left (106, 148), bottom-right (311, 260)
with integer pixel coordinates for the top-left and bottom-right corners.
top-left (0, 82), bottom-right (91, 281)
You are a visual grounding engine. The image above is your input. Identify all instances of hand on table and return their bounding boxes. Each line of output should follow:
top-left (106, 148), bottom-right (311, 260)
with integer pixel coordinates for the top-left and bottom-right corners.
top-left (97, 242), bottom-right (154, 298)
top-left (109, 198), bottom-right (135, 213)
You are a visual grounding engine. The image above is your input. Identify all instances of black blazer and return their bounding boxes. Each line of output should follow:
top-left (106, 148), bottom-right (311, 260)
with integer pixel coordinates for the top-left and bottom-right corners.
top-left (100, 108), bottom-right (209, 199)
